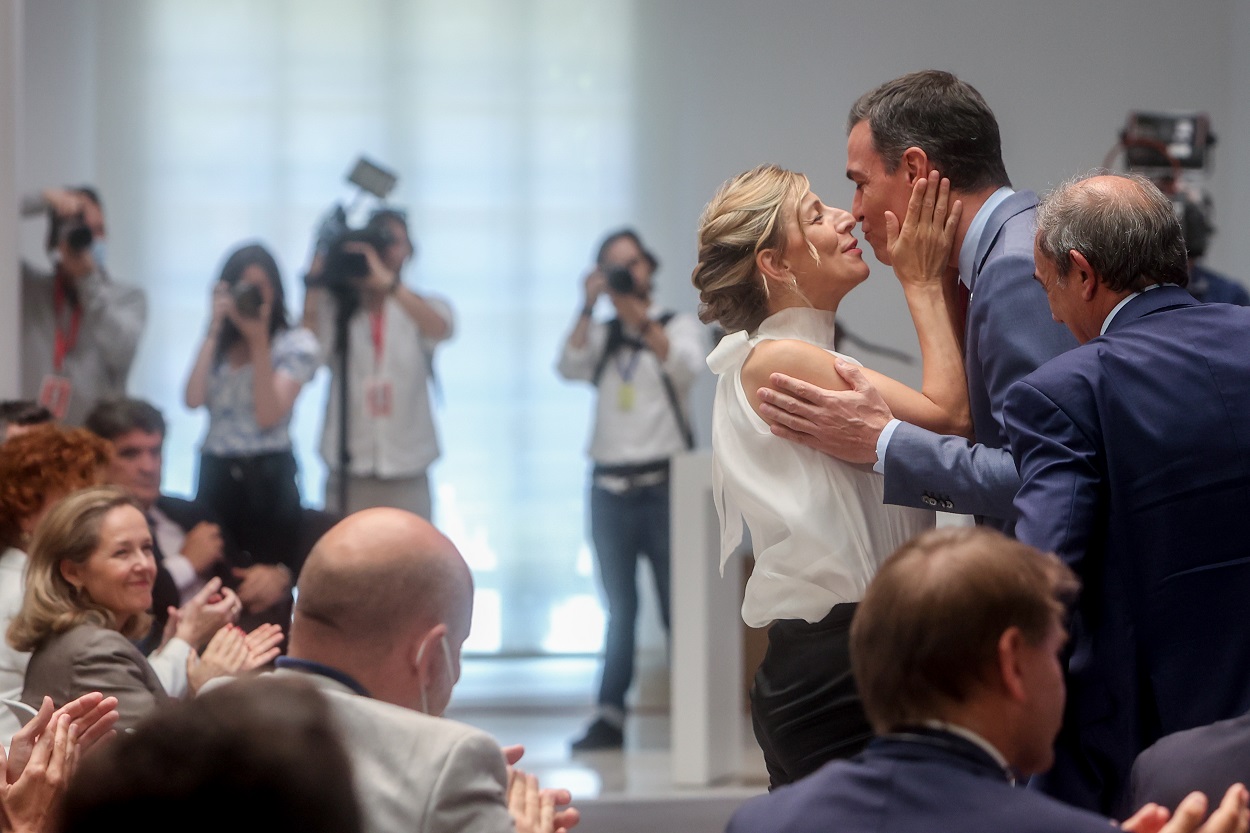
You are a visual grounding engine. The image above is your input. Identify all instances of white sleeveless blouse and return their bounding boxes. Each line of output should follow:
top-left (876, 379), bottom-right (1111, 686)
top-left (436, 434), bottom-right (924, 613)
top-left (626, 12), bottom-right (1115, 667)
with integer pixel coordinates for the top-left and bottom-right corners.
top-left (706, 307), bottom-right (935, 627)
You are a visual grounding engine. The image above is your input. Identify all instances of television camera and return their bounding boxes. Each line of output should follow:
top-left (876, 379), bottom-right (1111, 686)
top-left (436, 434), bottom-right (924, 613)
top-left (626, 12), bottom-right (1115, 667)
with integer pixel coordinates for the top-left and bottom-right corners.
top-left (1110, 111), bottom-right (1218, 258)
top-left (306, 156), bottom-right (400, 304)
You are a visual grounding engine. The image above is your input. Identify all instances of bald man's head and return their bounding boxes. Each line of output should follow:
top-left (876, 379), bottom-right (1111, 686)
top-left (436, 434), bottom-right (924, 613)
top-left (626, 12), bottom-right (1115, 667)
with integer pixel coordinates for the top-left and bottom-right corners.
top-left (291, 509), bottom-right (474, 666)
top-left (1035, 171), bottom-right (1190, 294)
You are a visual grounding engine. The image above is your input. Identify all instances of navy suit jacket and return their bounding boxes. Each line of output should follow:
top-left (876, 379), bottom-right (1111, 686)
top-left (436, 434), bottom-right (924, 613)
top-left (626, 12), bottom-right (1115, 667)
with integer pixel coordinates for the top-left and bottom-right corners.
top-left (1130, 711), bottom-right (1250, 813)
top-left (726, 729), bottom-right (1116, 833)
top-left (1005, 286), bottom-right (1250, 813)
top-left (883, 191), bottom-right (1077, 532)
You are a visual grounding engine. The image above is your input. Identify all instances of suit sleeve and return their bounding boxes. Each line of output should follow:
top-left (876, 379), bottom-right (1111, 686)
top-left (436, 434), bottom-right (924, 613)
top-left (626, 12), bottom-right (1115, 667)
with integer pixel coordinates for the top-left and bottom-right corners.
top-left (882, 243), bottom-right (1075, 521)
top-left (1003, 377), bottom-right (1101, 568)
top-left (71, 630), bottom-right (165, 732)
top-left (882, 422), bottom-right (1020, 518)
top-left (424, 730), bottom-right (514, 833)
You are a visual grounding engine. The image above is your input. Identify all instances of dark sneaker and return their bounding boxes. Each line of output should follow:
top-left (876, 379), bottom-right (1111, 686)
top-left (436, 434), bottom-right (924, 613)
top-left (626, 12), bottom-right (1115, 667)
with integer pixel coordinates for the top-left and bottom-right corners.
top-left (570, 717), bottom-right (624, 752)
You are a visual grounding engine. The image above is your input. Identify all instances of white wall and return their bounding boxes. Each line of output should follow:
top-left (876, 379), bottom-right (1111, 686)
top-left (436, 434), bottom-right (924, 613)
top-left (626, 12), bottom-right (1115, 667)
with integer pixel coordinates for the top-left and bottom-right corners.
top-left (17, 0), bottom-right (1248, 413)
top-left (635, 0), bottom-right (1241, 406)
top-left (0, 0), bottom-right (22, 398)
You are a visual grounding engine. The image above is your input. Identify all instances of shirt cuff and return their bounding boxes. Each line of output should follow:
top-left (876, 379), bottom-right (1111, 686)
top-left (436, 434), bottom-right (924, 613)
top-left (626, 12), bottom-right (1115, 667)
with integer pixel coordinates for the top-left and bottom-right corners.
top-left (873, 419), bottom-right (902, 475)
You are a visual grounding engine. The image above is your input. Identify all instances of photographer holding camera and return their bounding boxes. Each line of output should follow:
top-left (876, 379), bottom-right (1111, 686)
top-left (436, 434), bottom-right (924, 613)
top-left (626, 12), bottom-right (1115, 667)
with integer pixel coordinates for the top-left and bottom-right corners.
top-left (184, 243), bottom-right (320, 622)
top-left (556, 228), bottom-right (705, 751)
top-left (18, 186), bottom-right (147, 426)
top-left (302, 209), bottom-right (454, 520)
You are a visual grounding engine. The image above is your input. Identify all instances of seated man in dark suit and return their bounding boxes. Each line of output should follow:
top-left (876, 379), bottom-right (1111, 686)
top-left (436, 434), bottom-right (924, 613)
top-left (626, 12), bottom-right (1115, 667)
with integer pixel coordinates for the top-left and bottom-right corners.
top-left (725, 527), bottom-right (1248, 833)
top-left (1131, 712), bottom-right (1250, 814)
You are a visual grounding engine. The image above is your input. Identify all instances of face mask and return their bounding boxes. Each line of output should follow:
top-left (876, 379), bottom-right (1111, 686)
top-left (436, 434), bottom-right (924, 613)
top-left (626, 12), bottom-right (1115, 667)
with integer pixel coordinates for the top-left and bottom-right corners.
top-left (90, 239), bottom-right (107, 270)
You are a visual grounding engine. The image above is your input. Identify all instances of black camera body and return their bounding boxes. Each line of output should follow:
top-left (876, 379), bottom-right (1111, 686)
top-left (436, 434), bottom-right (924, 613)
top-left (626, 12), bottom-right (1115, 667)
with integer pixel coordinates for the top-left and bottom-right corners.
top-left (605, 265), bottom-right (640, 297)
top-left (232, 282), bottom-right (264, 318)
top-left (63, 220), bottom-right (93, 253)
top-left (310, 227), bottom-right (388, 301)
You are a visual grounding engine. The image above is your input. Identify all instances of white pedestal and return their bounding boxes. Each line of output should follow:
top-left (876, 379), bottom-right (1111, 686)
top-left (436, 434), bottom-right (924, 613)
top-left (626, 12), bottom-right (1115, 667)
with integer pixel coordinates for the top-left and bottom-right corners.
top-left (670, 450), bottom-right (744, 786)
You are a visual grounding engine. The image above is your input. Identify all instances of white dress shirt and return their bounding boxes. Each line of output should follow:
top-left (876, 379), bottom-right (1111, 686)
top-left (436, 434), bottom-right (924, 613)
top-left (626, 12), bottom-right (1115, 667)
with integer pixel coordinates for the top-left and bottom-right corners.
top-left (318, 294), bottom-right (454, 478)
top-left (0, 548), bottom-right (30, 744)
top-left (556, 305), bottom-right (705, 466)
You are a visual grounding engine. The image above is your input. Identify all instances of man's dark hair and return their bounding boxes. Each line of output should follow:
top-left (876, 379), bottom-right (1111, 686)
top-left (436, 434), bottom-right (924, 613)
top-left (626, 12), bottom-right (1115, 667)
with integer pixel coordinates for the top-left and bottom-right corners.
top-left (1035, 172), bottom-right (1191, 293)
top-left (596, 227), bottom-right (659, 272)
top-left (84, 398), bottom-right (167, 442)
top-left (851, 527), bottom-right (1078, 734)
top-left (59, 677), bottom-right (363, 833)
top-left (365, 208), bottom-right (408, 243)
top-left (0, 400), bottom-right (53, 431)
top-left (847, 70), bottom-right (1011, 192)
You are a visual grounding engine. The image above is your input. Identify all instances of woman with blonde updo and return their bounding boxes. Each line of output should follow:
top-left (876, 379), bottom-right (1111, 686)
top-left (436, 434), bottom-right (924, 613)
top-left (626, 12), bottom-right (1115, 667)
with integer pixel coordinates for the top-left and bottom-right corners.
top-left (692, 164), bottom-right (971, 787)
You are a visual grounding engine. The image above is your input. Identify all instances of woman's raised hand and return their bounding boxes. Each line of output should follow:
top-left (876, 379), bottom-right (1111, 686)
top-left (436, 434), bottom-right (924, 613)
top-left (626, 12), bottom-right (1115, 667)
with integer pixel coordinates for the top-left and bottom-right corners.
top-left (884, 169), bottom-right (963, 289)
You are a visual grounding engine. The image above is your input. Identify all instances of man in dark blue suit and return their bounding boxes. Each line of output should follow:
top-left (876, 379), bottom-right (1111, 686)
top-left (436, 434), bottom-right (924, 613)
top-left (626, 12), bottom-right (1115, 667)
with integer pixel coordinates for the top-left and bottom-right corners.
top-left (1004, 173), bottom-right (1250, 814)
top-left (757, 69), bottom-right (1076, 535)
top-left (725, 527), bottom-right (1248, 833)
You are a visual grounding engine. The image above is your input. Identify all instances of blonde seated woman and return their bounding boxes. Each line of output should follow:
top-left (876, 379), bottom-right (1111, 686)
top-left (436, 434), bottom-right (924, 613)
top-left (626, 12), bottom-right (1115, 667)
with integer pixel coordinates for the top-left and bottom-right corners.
top-left (8, 487), bottom-right (282, 732)
top-left (691, 164), bottom-right (970, 787)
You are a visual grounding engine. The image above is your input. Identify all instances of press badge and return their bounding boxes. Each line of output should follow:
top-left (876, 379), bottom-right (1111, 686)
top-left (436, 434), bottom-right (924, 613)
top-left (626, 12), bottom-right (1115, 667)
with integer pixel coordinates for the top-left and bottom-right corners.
top-left (38, 375), bottom-right (73, 421)
top-left (365, 377), bottom-right (394, 418)
top-left (617, 382), bottom-right (635, 412)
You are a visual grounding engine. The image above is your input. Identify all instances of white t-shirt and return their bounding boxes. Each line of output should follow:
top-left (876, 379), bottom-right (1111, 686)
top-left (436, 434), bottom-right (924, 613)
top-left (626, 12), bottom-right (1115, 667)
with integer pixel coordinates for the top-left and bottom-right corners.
top-left (317, 294), bottom-right (454, 478)
top-left (706, 307), bottom-right (934, 628)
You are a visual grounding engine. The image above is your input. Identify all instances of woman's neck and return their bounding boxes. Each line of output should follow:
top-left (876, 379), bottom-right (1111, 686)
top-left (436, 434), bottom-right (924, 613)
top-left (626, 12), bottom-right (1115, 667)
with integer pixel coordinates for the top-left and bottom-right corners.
top-left (766, 290), bottom-right (844, 321)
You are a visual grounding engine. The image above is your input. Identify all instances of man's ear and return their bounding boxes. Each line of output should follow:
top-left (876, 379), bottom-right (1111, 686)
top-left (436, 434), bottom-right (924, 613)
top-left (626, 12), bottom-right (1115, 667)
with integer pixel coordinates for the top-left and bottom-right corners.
top-left (1068, 250), bottom-right (1099, 300)
top-left (997, 627), bottom-right (1029, 703)
top-left (412, 623), bottom-right (449, 676)
top-left (900, 146), bottom-right (931, 184)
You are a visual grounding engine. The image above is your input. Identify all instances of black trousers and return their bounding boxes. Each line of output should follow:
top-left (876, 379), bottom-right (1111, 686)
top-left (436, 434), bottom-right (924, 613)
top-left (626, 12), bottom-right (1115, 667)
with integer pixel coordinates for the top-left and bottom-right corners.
top-left (750, 603), bottom-right (874, 788)
top-left (196, 450), bottom-right (302, 569)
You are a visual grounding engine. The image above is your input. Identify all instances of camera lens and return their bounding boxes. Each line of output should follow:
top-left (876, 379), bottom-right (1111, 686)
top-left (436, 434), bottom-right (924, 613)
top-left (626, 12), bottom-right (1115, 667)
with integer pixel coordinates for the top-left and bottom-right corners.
top-left (605, 266), bottom-right (635, 295)
top-left (232, 283), bottom-right (264, 318)
top-left (65, 224), bottom-right (94, 253)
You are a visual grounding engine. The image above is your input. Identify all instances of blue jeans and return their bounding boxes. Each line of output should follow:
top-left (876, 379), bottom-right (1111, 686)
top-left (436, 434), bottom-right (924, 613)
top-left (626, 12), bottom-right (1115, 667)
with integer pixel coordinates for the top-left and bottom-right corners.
top-left (589, 481), bottom-right (672, 712)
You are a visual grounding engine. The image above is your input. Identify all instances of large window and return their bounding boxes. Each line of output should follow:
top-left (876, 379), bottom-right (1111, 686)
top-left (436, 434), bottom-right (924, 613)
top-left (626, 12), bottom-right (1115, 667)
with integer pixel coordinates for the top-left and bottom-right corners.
top-left (102, 0), bottom-right (637, 654)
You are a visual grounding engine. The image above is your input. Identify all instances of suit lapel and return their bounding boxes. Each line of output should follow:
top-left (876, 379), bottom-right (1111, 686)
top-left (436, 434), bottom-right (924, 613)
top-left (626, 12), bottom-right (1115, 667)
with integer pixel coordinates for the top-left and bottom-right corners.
top-left (1103, 286), bottom-right (1197, 334)
top-left (972, 190), bottom-right (1038, 289)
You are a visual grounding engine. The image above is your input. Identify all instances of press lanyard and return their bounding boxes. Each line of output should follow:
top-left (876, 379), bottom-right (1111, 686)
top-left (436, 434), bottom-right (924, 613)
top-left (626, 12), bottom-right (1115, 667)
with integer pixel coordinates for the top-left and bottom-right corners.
top-left (369, 307), bottom-right (385, 368)
top-left (614, 345), bottom-right (642, 382)
top-left (52, 274), bottom-right (83, 373)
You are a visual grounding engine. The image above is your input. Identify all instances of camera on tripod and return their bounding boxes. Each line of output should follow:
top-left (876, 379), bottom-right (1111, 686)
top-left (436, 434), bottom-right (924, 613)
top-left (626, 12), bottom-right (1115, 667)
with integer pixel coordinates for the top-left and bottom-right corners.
top-left (306, 156), bottom-right (399, 301)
